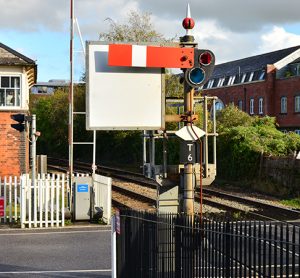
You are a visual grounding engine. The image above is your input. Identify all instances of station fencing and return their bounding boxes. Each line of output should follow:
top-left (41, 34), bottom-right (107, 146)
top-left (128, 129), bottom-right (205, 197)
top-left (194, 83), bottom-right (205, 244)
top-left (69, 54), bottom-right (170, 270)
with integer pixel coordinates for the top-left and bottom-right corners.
top-left (115, 210), bottom-right (300, 278)
top-left (0, 174), bottom-right (67, 228)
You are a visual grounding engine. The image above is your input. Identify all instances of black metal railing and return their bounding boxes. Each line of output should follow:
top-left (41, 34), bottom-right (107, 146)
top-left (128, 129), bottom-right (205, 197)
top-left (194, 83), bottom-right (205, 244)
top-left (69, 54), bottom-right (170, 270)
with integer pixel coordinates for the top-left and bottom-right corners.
top-left (116, 210), bottom-right (300, 278)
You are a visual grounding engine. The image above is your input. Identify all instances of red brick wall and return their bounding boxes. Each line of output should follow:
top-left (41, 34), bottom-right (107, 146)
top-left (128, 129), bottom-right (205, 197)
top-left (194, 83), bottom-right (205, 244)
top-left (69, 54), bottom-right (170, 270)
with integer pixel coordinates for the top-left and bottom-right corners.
top-left (204, 80), bottom-right (269, 115)
top-left (205, 68), bottom-right (300, 129)
top-left (0, 112), bottom-right (29, 177)
top-left (274, 77), bottom-right (300, 128)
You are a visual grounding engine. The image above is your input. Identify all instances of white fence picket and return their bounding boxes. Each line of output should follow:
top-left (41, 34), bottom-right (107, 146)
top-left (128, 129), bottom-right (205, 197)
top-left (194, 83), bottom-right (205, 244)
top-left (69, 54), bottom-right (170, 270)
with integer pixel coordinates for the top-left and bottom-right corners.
top-left (50, 175), bottom-right (54, 227)
top-left (61, 174), bottom-right (65, 227)
top-left (14, 176), bottom-right (17, 221)
top-left (4, 177), bottom-right (7, 223)
top-left (9, 176), bottom-right (12, 223)
top-left (56, 174), bottom-right (60, 227)
top-left (1, 174), bottom-right (67, 228)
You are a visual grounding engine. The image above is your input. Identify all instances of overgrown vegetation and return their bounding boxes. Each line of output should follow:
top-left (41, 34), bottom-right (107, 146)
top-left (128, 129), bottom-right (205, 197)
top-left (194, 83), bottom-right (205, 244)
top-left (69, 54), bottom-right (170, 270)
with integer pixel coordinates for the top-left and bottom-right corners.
top-left (216, 105), bottom-right (300, 180)
top-left (281, 198), bottom-right (300, 209)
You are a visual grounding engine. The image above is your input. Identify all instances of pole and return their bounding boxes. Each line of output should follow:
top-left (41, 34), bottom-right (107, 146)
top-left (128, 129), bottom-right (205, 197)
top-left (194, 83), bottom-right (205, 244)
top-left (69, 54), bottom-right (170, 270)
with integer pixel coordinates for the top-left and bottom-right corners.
top-left (31, 114), bottom-right (36, 220)
top-left (69, 0), bottom-right (74, 201)
top-left (183, 82), bottom-right (194, 215)
top-left (143, 130), bottom-right (147, 176)
top-left (92, 130), bottom-right (96, 175)
top-left (31, 114), bottom-right (36, 183)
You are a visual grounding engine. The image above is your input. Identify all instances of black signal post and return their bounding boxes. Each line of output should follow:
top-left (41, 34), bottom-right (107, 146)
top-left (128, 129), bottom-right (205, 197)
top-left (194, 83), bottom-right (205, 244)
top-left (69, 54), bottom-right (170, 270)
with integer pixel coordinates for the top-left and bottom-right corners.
top-left (180, 5), bottom-right (215, 216)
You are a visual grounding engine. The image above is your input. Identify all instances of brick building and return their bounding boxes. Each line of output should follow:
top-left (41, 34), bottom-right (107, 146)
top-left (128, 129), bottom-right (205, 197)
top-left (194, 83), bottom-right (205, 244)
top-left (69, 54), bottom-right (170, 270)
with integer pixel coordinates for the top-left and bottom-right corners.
top-left (203, 45), bottom-right (300, 134)
top-left (0, 42), bottom-right (37, 176)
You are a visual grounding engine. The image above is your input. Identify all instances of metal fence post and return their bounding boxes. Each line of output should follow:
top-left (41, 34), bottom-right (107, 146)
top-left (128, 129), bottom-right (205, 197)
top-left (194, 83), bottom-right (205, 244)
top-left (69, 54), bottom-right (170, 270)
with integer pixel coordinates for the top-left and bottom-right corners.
top-left (111, 215), bottom-right (117, 278)
top-left (225, 221), bottom-right (231, 278)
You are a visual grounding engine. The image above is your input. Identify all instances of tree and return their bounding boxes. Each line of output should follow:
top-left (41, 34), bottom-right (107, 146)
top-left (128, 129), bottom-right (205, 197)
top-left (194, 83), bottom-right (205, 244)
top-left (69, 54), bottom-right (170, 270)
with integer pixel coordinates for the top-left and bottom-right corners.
top-left (99, 11), bottom-right (166, 43)
top-left (216, 105), bottom-right (300, 180)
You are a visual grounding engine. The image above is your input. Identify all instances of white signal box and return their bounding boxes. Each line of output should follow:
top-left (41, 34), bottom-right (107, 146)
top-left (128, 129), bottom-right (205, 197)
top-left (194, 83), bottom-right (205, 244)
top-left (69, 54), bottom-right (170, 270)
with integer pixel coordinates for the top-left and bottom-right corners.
top-left (86, 41), bottom-right (165, 130)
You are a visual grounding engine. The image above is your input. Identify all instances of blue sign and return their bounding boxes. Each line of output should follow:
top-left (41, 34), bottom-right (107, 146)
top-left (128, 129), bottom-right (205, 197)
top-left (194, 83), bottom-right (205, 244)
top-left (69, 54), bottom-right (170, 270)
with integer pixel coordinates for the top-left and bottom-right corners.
top-left (77, 184), bottom-right (89, 193)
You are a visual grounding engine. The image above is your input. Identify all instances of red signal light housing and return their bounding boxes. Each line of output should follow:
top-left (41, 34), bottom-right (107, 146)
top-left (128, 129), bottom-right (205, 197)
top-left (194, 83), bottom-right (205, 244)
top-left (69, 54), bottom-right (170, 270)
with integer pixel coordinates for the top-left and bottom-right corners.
top-left (199, 51), bottom-right (212, 66)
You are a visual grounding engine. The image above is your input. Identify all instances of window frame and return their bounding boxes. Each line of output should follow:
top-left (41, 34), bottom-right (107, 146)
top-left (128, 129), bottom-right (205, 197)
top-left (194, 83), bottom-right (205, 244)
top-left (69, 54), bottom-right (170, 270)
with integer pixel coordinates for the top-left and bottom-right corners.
top-left (238, 100), bottom-right (243, 110)
top-left (295, 95), bottom-right (300, 113)
top-left (280, 96), bottom-right (287, 114)
top-left (258, 97), bottom-right (264, 115)
top-left (249, 98), bottom-right (254, 115)
top-left (0, 75), bottom-right (22, 108)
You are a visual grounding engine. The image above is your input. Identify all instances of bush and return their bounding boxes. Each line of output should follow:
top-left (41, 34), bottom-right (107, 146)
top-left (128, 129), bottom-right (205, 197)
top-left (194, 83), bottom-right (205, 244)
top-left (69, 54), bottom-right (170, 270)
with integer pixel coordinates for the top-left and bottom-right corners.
top-left (217, 105), bottom-right (300, 180)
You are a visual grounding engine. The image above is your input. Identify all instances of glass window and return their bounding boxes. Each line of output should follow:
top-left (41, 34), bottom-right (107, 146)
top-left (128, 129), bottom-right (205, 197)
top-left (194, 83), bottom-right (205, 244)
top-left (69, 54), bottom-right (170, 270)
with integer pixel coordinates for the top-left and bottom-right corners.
top-left (241, 73), bottom-right (246, 83)
top-left (258, 97), bottom-right (264, 114)
top-left (295, 96), bottom-right (300, 112)
top-left (233, 74), bottom-right (240, 84)
top-left (223, 76), bottom-right (230, 86)
top-left (248, 72), bottom-right (254, 82)
top-left (259, 70), bottom-right (266, 80)
top-left (250, 98), bottom-right (254, 115)
top-left (281, 96), bottom-right (287, 113)
top-left (206, 79), bottom-right (213, 89)
top-left (211, 78), bottom-right (218, 88)
top-left (215, 100), bottom-right (225, 111)
top-left (0, 76), bottom-right (21, 107)
top-left (217, 77), bottom-right (225, 87)
top-left (238, 100), bottom-right (243, 110)
top-left (1, 76), bottom-right (9, 88)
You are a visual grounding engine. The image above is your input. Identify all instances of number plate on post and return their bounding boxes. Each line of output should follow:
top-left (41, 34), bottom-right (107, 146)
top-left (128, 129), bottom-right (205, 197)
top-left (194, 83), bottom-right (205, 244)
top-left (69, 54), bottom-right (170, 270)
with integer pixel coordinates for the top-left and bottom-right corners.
top-left (180, 140), bottom-right (199, 164)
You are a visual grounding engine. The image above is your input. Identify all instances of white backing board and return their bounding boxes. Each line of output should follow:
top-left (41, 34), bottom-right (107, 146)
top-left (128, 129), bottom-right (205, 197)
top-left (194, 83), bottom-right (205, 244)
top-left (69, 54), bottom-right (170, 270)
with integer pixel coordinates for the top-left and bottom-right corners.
top-left (86, 42), bottom-right (164, 130)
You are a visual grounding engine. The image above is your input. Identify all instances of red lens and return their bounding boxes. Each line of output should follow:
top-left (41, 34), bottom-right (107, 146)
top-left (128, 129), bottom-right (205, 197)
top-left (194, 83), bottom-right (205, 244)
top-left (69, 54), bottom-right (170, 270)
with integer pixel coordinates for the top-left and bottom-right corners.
top-left (199, 52), bottom-right (212, 65)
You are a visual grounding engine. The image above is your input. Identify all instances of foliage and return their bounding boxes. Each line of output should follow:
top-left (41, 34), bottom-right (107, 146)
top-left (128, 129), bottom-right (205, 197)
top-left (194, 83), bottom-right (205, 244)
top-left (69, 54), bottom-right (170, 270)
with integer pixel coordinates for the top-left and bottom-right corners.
top-left (30, 88), bottom-right (69, 157)
top-left (216, 105), bottom-right (300, 180)
top-left (281, 198), bottom-right (300, 209)
top-left (165, 73), bottom-right (183, 98)
top-left (99, 11), bottom-right (167, 43)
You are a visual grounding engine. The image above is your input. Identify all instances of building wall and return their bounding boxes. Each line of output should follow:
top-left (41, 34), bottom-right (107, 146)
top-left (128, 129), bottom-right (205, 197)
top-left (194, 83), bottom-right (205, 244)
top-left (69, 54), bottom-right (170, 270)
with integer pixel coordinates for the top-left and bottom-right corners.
top-left (0, 112), bottom-right (28, 176)
top-left (205, 67), bottom-right (300, 130)
top-left (274, 76), bottom-right (300, 128)
top-left (0, 65), bottom-right (30, 177)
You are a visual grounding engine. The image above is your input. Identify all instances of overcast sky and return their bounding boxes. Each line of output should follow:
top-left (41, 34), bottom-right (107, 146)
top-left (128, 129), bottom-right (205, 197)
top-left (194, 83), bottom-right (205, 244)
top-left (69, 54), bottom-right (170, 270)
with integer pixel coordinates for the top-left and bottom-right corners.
top-left (1, 0), bottom-right (300, 81)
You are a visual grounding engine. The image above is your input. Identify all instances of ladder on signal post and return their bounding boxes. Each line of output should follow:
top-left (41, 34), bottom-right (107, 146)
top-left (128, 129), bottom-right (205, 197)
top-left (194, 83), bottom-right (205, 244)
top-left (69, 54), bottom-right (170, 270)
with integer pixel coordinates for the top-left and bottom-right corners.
top-left (69, 0), bottom-right (97, 211)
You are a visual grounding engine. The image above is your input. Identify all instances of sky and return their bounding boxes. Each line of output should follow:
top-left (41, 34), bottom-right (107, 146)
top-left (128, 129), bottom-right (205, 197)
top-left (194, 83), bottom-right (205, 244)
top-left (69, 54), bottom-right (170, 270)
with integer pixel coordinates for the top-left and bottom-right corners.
top-left (1, 0), bottom-right (300, 82)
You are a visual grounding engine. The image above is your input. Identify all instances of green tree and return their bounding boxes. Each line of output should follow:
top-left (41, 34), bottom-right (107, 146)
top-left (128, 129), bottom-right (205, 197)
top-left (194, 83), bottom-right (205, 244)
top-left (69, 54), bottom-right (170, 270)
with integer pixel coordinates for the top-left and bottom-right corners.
top-left (100, 11), bottom-right (165, 43)
top-left (216, 105), bottom-right (300, 180)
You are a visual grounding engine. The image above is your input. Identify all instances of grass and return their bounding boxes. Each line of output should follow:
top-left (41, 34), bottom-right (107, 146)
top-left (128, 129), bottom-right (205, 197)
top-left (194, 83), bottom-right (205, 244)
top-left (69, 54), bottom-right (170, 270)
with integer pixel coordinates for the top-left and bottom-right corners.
top-left (281, 198), bottom-right (300, 209)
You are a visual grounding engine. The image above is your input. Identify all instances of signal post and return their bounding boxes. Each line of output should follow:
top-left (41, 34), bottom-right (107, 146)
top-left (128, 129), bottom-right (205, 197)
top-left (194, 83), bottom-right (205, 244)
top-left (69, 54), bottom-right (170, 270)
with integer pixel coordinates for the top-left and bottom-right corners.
top-left (86, 4), bottom-right (215, 217)
top-left (179, 5), bottom-right (215, 215)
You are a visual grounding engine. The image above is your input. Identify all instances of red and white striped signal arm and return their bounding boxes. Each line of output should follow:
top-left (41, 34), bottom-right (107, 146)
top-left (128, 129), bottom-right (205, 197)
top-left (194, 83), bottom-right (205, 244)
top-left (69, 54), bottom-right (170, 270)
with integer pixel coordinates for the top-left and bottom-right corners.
top-left (108, 44), bottom-right (195, 69)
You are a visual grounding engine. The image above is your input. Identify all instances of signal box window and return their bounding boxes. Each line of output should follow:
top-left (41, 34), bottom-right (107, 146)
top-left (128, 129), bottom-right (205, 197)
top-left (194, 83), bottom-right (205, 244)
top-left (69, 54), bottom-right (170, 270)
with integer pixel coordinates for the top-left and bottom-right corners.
top-left (250, 98), bottom-right (254, 115)
top-left (0, 76), bottom-right (21, 107)
top-left (295, 95), bottom-right (300, 113)
top-left (281, 96), bottom-right (287, 113)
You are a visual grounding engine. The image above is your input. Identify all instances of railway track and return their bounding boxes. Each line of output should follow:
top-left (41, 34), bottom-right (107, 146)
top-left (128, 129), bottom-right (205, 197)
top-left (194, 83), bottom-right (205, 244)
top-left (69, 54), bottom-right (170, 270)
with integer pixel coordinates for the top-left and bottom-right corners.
top-left (196, 188), bottom-right (300, 221)
top-left (48, 157), bottom-right (156, 211)
top-left (47, 157), bottom-right (300, 222)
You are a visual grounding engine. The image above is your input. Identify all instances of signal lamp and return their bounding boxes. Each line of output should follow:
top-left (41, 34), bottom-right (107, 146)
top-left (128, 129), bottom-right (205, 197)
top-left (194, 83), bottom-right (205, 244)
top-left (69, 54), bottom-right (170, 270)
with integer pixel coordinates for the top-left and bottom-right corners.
top-left (199, 51), bottom-right (212, 66)
top-left (188, 68), bottom-right (205, 85)
top-left (184, 48), bottom-right (215, 88)
top-left (11, 113), bottom-right (25, 132)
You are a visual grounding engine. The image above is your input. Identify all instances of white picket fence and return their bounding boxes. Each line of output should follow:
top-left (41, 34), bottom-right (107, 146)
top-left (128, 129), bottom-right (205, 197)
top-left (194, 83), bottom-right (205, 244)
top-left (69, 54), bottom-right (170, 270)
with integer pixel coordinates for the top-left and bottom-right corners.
top-left (0, 174), bottom-right (67, 228)
top-left (0, 176), bottom-right (20, 223)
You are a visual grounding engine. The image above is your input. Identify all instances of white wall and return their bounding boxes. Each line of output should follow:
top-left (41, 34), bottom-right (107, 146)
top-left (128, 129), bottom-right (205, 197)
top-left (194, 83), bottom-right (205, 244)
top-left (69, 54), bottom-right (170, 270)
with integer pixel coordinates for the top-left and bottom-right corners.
top-left (0, 66), bottom-right (30, 111)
